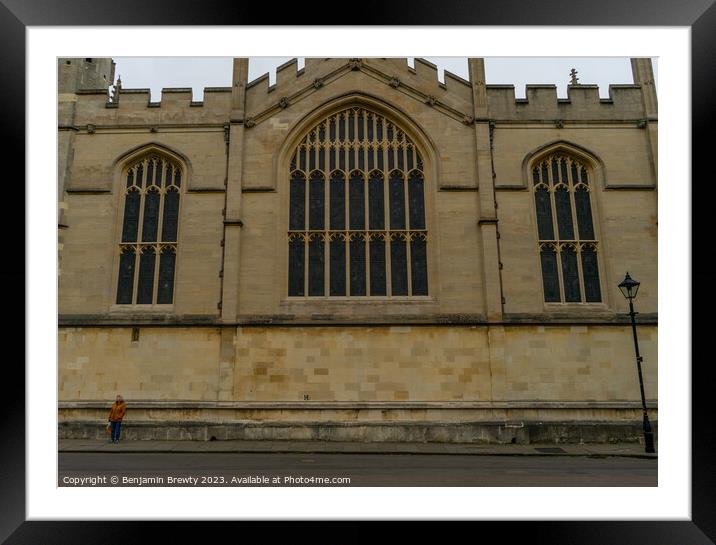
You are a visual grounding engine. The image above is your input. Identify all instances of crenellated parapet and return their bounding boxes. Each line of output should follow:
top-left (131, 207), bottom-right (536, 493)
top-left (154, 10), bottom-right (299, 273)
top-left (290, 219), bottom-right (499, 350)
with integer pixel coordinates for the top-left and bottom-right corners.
top-left (486, 83), bottom-right (646, 123)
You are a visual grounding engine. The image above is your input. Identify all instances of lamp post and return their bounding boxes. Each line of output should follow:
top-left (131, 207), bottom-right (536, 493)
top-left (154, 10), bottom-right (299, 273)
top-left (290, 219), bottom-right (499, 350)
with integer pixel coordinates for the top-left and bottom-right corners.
top-left (618, 272), bottom-right (655, 453)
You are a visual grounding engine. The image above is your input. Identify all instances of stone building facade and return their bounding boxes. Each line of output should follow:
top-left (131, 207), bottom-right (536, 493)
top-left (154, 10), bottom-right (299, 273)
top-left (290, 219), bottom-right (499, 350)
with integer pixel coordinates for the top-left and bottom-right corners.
top-left (58, 57), bottom-right (658, 443)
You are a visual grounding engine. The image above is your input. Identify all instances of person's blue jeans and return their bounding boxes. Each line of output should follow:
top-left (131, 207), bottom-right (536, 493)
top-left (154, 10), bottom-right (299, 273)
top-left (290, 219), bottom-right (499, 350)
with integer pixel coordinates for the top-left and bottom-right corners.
top-left (110, 421), bottom-right (122, 442)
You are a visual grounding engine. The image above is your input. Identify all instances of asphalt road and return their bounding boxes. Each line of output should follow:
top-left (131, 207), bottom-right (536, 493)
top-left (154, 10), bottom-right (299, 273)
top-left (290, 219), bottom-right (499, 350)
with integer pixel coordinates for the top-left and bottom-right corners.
top-left (59, 452), bottom-right (657, 487)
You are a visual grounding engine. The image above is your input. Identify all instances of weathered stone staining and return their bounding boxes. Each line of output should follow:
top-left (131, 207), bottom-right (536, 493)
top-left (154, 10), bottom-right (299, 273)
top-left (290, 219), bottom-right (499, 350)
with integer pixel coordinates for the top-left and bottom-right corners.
top-left (57, 57), bottom-right (658, 444)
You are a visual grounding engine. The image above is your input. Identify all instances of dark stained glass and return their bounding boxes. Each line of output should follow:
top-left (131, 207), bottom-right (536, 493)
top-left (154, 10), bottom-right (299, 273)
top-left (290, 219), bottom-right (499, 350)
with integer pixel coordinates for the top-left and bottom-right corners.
top-left (397, 147), bottom-right (404, 170)
top-left (551, 159), bottom-right (559, 184)
top-left (555, 188), bottom-right (574, 240)
top-left (369, 238), bottom-right (386, 296)
top-left (581, 246), bottom-right (602, 302)
top-left (157, 248), bottom-right (176, 304)
top-left (289, 173), bottom-right (305, 231)
top-left (330, 238), bottom-right (346, 296)
top-left (318, 124), bottom-right (325, 142)
top-left (416, 154), bottom-right (423, 171)
top-left (116, 248), bottom-right (136, 304)
top-left (390, 238), bottom-right (408, 296)
top-left (389, 172), bottom-right (406, 229)
top-left (560, 159), bottom-right (568, 184)
top-left (141, 190), bottom-right (160, 242)
top-left (349, 237), bottom-right (366, 296)
top-left (165, 164), bottom-right (172, 187)
top-left (376, 118), bottom-right (383, 141)
top-left (348, 145), bottom-right (355, 171)
top-left (146, 161), bottom-right (154, 186)
top-left (410, 237), bottom-right (428, 295)
top-left (387, 124), bottom-right (394, 141)
top-left (330, 172), bottom-right (345, 230)
top-left (288, 237), bottom-right (305, 296)
top-left (377, 145), bottom-right (384, 171)
top-left (309, 146), bottom-right (316, 171)
top-left (368, 173), bottom-right (384, 230)
top-left (571, 161), bottom-right (579, 185)
top-left (561, 245), bottom-right (581, 302)
top-left (348, 111), bottom-right (355, 141)
top-left (161, 189), bottom-right (180, 242)
top-left (541, 163), bottom-right (548, 185)
top-left (290, 152), bottom-right (297, 171)
top-left (155, 160), bottom-right (163, 187)
top-left (349, 172), bottom-right (365, 230)
top-left (532, 168), bottom-right (540, 185)
top-left (329, 146), bottom-right (336, 171)
top-left (136, 247), bottom-right (156, 304)
top-left (575, 188), bottom-right (595, 240)
top-left (540, 246), bottom-right (560, 302)
top-left (299, 147), bottom-right (306, 171)
top-left (580, 166), bottom-right (589, 185)
top-left (173, 167), bottom-right (181, 187)
top-left (318, 147), bottom-right (325, 171)
top-left (358, 148), bottom-right (365, 171)
top-left (338, 114), bottom-right (345, 141)
top-left (406, 146), bottom-right (414, 170)
top-left (309, 172), bottom-right (325, 230)
top-left (136, 163), bottom-right (144, 187)
top-left (366, 114), bottom-right (373, 140)
top-left (126, 169), bottom-right (134, 188)
top-left (367, 145), bottom-right (374, 171)
top-left (357, 112), bottom-right (364, 140)
top-left (329, 118), bottom-right (336, 141)
top-left (121, 191), bottom-right (140, 242)
top-left (388, 145), bottom-right (395, 170)
top-left (534, 187), bottom-right (554, 240)
top-left (339, 145), bottom-right (346, 171)
top-left (308, 237), bottom-right (324, 296)
top-left (408, 172), bottom-right (425, 230)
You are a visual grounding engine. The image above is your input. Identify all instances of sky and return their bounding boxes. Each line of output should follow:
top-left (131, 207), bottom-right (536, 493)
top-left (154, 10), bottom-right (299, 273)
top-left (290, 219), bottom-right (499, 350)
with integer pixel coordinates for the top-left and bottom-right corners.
top-left (112, 57), bottom-right (658, 102)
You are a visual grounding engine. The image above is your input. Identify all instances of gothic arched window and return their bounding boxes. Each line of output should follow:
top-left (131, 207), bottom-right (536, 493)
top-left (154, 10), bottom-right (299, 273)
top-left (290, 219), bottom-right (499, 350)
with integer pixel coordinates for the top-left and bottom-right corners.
top-left (116, 153), bottom-right (181, 305)
top-left (532, 152), bottom-right (601, 303)
top-left (288, 107), bottom-right (428, 297)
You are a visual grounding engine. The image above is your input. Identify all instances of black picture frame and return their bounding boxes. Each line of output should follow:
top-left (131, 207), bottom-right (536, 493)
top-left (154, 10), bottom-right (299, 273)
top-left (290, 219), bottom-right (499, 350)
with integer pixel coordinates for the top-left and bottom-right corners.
top-left (4, 1), bottom-right (711, 542)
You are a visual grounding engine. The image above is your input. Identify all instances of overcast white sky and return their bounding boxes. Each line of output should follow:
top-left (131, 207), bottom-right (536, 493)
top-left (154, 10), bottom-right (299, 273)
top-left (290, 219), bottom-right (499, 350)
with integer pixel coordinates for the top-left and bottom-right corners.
top-left (112, 57), bottom-right (658, 102)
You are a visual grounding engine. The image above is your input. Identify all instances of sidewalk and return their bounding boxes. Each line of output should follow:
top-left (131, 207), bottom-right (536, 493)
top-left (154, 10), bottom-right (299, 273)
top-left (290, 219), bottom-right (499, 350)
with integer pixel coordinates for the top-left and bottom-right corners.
top-left (59, 439), bottom-right (657, 458)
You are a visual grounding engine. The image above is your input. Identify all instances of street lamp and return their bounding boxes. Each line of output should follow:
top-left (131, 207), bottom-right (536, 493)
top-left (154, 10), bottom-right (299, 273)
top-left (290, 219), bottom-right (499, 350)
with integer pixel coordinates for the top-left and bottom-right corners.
top-left (618, 272), bottom-right (656, 453)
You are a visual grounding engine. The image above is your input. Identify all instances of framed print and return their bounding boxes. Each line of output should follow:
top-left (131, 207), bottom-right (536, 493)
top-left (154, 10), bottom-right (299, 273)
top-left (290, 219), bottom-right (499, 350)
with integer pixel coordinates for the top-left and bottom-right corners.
top-left (5, 1), bottom-right (711, 542)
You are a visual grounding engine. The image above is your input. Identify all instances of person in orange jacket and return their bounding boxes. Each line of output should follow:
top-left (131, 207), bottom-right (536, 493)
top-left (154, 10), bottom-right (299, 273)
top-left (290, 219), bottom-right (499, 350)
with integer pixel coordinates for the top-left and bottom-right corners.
top-left (108, 394), bottom-right (127, 444)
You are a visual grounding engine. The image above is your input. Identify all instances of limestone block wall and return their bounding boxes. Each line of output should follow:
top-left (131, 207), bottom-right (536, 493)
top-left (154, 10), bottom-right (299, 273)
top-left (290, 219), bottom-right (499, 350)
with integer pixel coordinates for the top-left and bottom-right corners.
top-left (59, 324), bottom-right (657, 406)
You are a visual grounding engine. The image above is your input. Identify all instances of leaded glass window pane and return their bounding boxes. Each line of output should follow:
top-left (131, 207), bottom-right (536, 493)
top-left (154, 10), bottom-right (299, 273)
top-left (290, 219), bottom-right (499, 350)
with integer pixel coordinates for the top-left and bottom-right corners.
top-left (410, 237), bottom-right (428, 296)
top-left (141, 190), bottom-right (160, 242)
top-left (136, 247), bottom-right (156, 304)
top-left (389, 172), bottom-right (405, 230)
top-left (288, 237), bottom-right (305, 296)
top-left (561, 245), bottom-right (581, 302)
top-left (161, 189), bottom-right (179, 242)
top-left (408, 172), bottom-right (425, 230)
top-left (349, 237), bottom-right (366, 296)
top-left (157, 248), bottom-right (176, 304)
top-left (330, 238), bottom-right (346, 296)
top-left (574, 188), bottom-right (595, 240)
top-left (121, 191), bottom-right (140, 243)
top-left (116, 248), bottom-right (136, 304)
top-left (330, 172), bottom-right (345, 230)
top-left (369, 238), bottom-right (386, 296)
top-left (581, 246), bottom-right (602, 302)
top-left (289, 173), bottom-right (306, 231)
top-left (535, 187), bottom-right (554, 240)
top-left (349, 172), bottom-right (365, 230)
top-left (368, 173), bottom-right (384, 230)
top-left (390, 237), bottom-right (408, 296)
top-left (309, 173), bottom-right (325, 230)
top-left (540, 246), bottom-right (560, 302)
top-left (308, 237), bottom-right (324, 296)
top-left (555, 187), bottom-right (574, 240)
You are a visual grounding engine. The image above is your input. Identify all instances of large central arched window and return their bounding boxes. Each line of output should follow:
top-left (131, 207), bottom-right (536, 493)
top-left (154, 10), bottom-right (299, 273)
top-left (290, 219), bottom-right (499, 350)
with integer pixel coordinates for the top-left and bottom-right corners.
top-left (288, 107), bottom-right (428, 298)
